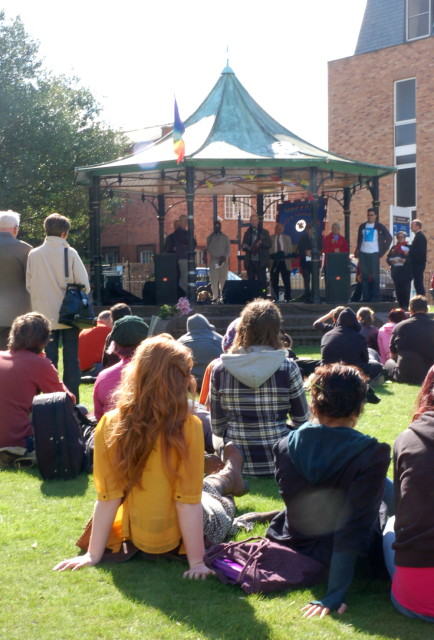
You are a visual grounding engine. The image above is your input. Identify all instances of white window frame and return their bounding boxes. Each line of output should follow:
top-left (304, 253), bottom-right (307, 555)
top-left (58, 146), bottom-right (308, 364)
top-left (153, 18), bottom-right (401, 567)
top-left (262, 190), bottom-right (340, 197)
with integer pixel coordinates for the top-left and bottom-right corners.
top-left (406, 0), bottom-right (431, 41)
top-left (394, 78), bottom-right (417, 208)
top-left (224, 195), bottom-right (278, 221)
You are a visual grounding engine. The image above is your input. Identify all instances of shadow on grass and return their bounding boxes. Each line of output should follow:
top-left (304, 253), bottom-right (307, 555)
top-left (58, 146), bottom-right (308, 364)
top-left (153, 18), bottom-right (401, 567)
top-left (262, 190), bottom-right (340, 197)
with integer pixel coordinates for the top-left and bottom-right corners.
top-left (342, 582), bottom-right (430, 639)
top-left (104, 556), bottom-right (272, 640)
top-left (40, 471), bottom-right (89, 497)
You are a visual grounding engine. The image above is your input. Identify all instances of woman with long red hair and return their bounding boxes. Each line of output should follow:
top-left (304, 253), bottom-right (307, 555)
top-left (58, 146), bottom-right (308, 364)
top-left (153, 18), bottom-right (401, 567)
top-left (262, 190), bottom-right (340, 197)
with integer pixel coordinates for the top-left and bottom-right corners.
top-left (54, 335), bottom-right (240, 578)
top-left (383, 365), bottom-right (434, 622)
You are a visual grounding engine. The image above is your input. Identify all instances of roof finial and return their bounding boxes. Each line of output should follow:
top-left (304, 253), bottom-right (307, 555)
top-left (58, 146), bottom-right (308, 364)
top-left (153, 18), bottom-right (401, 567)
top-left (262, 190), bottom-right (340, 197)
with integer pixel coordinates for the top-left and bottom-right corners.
top-left (226, 44), bottom-right (229, 67)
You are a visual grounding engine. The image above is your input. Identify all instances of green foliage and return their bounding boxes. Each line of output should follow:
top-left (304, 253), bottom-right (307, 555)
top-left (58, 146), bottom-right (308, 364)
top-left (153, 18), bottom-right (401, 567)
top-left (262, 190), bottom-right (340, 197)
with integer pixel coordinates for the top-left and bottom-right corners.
top-left (158, 304), bottom-right (178, 319)
top-left (0, 11), bottom-right (127, 258)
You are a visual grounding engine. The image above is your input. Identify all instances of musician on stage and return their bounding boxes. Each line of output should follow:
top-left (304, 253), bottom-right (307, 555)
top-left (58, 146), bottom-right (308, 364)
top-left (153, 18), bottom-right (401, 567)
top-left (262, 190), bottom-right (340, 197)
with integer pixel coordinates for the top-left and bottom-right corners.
top-left (205, 220), bottom-right (231, 303)
top-left (270, 222), bottom-right (293, 302)
top-left (241, 213), bottom-right (271, 287)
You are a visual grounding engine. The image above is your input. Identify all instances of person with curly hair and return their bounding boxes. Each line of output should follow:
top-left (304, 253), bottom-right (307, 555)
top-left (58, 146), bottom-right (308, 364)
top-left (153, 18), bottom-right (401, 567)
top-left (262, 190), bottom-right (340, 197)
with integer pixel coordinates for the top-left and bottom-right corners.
top-left (267, 363), bottom-right (390, 618)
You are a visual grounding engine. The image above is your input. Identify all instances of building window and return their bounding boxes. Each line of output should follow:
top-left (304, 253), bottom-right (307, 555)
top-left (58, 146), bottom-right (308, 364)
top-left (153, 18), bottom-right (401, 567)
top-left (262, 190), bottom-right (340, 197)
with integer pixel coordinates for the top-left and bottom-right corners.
top-left (137, 244), bottom-right (155, 264)
top-left (394, 78), bottom-right (416, 208)
top-left (407, 0), bottom-right (431, 40)
top-left (224, 195), bottom-right (278, 221)
top-left (102, 246), bottom-right (120, 265)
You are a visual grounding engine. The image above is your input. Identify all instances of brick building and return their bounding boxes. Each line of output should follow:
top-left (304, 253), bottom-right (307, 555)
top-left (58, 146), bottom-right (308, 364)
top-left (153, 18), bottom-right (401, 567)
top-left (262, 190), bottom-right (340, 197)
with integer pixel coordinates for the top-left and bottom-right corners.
top-left (328, 0), bottom-right (433, 283)
top-left (100, 190), bottom-right (280, 279)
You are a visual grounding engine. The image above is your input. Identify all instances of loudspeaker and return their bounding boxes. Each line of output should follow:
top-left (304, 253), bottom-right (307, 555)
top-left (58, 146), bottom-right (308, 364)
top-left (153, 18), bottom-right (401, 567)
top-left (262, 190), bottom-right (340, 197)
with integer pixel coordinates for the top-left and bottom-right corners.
top-left (325, 252), bottom-right (351, 303)
top-left (142, 281), bottom-right (156, 305)
top-left (155, 254), bottom-right (178, 304)
top-left (222, 280), bottom-right (267, 304)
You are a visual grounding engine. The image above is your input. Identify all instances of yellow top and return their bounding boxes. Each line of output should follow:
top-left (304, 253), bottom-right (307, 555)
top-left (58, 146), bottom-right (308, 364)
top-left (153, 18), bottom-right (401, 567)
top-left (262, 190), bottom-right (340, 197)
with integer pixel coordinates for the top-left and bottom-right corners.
top-left (94, 411), bottom-right (204, 554)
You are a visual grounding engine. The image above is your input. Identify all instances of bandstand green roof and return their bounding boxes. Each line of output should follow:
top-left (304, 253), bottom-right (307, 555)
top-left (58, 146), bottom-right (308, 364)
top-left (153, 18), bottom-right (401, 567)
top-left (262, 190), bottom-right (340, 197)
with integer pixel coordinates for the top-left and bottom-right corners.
top-left (75, 65), bottom-right (395, 197)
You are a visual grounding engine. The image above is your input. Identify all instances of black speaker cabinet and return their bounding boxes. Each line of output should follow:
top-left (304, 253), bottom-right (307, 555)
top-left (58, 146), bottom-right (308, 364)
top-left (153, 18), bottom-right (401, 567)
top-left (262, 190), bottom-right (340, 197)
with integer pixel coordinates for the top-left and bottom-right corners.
top-left (325, 252), bottom-right (351, 303)
top-left (155, 254), bottom-right (178, 304)
top-left (222, 280), bottom-right (267, 304)
top-left (142, 281), bottom-right (157, 305)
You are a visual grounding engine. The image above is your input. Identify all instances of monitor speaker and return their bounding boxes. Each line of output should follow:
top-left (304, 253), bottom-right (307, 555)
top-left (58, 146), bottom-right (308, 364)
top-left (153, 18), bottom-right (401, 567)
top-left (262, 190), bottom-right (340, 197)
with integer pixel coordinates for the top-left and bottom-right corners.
top-left (222, 280), bottom-right (267, 304)
top-left (325, 252), bottom-right (351, 303)
top-left (155, 254), bottom-right (178, 304)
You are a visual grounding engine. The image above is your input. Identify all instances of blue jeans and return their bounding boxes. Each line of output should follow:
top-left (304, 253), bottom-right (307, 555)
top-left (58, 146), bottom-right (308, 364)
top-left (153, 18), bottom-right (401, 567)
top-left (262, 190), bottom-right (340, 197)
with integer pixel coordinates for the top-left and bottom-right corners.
top-left (383, 516), bottom-right (434, 623)
top-left (359, 251), bottom-right (380, 302)
top-left (45, 328), bottom-right (80, 402)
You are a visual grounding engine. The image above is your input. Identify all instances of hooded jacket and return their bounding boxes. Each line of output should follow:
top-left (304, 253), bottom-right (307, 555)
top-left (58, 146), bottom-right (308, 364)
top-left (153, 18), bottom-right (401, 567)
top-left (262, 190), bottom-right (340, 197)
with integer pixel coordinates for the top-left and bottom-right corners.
top-left (178, 314), bottom-right (223, 382)
top-left (393, 411), bottom-right (434, 567)
top-left (267, 423), bottom-right (390, 609)
top-left (210, 347), bottom-right (309, 476)
top-left (321, 308), bottom-right (368, 370)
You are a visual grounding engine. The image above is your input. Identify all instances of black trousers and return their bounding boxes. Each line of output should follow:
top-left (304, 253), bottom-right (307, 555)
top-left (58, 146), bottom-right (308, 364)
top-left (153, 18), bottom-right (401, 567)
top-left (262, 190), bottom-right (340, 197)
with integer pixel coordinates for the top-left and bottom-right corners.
top-left (391, 267), bottom-right (411, 309)
top-left (270, 261), bottom-right (291, 301)
top-left (412, 264), bottom-right (426, 296)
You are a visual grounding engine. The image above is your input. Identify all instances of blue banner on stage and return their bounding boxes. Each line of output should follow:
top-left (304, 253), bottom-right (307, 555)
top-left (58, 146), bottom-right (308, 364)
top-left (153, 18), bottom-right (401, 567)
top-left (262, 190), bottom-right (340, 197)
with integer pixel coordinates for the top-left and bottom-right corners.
top-left (277, 197), bottom-right (327, 250)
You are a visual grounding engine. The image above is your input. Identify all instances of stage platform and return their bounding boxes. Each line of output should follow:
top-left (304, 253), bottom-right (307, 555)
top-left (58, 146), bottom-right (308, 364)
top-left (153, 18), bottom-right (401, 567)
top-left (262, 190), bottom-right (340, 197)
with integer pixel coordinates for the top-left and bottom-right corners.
top-left (96, 301), bottom-right (396, 347)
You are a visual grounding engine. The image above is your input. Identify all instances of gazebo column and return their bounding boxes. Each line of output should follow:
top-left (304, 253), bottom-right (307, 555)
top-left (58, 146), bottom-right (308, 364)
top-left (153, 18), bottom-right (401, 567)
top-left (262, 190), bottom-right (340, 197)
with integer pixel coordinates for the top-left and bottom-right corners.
top-left (157, 193), bottom-right (166, 253)
top-left (89, 176), bottom-right (102, 305)
top-left (213, 195), bottom-right (218, 223)
top-left (343, 187), bottom-right (352, 247)
top-left (310, 168), bottom-right (321, 304)
top-left (186, 166), bottom-right (196, 302)
top-left (371, 176), bottom-right (380, 219)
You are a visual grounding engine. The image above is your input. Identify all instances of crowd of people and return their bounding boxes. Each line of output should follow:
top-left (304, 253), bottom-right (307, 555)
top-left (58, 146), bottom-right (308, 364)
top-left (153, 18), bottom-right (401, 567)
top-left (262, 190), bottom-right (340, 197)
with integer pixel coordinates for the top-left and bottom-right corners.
top-left (1, 207), bottom-right (434, 623)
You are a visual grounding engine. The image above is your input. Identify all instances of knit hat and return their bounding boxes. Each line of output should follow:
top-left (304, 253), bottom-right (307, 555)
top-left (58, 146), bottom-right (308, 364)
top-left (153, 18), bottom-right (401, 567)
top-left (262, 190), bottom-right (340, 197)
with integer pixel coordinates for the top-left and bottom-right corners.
top-left (222, 318), bottom-right (240, 353)
top-left (111, 315), bottom-right (149, 347)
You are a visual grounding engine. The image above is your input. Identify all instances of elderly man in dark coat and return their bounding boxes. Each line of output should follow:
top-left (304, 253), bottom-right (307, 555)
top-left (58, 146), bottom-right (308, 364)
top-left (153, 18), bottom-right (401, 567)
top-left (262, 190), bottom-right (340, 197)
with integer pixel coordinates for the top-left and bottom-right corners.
top-left (0, 210), bottom-right (32, 350)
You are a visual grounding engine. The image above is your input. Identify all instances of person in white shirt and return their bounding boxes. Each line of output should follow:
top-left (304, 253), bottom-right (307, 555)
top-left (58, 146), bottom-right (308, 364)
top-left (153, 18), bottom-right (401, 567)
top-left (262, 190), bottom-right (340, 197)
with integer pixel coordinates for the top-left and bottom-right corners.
top-left (355, 208), bottom-right (392, 302)
top-left (205, 220), bottom-right (231, 302)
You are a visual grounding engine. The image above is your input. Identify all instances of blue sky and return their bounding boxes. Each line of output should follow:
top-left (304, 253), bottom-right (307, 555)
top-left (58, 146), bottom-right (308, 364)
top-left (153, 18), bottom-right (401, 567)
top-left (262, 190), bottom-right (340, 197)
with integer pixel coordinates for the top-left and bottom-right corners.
top-left (1, 0), bottom-right (367, 148)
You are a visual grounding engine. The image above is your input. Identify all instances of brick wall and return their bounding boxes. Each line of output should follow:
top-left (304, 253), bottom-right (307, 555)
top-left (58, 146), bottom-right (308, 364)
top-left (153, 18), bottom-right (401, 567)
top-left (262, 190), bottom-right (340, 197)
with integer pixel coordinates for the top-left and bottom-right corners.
top-left (328, 37), bottom-right (434, 281)
top-left (101, 192), bottom-right (277, 276)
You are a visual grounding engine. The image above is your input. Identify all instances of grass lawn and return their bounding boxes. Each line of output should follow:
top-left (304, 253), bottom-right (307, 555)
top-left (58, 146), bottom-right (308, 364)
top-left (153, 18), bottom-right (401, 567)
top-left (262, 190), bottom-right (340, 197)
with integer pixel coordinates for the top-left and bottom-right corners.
top-left (0, 350), bottom-right (428, 640)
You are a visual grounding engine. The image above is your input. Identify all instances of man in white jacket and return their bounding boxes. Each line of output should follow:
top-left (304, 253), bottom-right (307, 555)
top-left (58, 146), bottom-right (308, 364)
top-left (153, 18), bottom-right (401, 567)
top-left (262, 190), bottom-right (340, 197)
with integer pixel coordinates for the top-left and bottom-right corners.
top-left (26, 213), bottom-right (90, 401)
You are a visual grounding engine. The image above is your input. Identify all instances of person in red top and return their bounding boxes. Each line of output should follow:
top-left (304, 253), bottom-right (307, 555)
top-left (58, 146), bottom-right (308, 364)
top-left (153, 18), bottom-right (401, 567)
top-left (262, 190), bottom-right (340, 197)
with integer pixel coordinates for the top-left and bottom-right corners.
top-left (0, 312), bottom-right (75, 448)
top-left (322, 223), bottom-right (349, 264)
top-left (78, 310), bottom-right (112, 375)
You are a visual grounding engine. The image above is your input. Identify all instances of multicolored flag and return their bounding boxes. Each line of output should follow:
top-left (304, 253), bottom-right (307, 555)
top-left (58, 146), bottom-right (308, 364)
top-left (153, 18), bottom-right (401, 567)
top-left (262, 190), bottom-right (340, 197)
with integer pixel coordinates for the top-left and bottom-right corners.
top-left (173, 98), bottom-right (185, 164)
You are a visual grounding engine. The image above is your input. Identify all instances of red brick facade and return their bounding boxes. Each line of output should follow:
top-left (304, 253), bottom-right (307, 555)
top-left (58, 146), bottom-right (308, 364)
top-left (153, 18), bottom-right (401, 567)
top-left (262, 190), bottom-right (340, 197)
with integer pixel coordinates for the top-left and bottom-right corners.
top-left (100, 193), bottom-right (277, 276)
top-left (328, 37), bottom-right (434, 278)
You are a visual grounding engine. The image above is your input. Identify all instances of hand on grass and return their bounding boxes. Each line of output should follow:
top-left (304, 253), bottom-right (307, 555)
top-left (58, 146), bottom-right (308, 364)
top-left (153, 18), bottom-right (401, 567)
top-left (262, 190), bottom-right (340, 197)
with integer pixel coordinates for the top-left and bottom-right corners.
top-left (301, 603), bottom-right (347, 619)
top-left (53, 552), bottom-right (98, 572)
top-left (183, 562), bottom-right (214, 580)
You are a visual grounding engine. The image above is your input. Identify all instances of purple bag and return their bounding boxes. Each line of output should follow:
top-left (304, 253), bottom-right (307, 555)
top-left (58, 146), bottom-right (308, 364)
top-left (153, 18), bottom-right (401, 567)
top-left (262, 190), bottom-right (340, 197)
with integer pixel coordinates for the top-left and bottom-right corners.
top-left (204, 536), bottom-right (326, 595)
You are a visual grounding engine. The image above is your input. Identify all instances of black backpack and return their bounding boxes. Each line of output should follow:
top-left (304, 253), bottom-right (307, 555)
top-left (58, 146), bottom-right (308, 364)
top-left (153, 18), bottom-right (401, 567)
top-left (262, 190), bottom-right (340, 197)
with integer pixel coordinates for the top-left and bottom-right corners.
top-left (32, 392), bottom-right (85, 480)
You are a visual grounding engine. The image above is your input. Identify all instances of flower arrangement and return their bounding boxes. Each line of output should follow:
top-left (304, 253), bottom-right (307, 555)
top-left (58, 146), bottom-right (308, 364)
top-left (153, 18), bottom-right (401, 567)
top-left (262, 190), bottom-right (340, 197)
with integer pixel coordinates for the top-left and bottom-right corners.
top-left (158, 297), bottom-right (192, 319)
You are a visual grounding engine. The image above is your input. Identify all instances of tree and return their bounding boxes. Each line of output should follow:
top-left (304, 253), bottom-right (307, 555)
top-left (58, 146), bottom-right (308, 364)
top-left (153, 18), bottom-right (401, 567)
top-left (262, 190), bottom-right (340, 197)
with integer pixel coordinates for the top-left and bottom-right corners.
top-left (0, 11), bottom-right (127, 257)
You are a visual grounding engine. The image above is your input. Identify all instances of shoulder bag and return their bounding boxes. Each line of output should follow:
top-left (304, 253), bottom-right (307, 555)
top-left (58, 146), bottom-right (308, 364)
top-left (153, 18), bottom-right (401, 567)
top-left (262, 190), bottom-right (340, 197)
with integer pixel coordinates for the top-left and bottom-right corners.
top-left (58, 248), bottom-right (96, 330)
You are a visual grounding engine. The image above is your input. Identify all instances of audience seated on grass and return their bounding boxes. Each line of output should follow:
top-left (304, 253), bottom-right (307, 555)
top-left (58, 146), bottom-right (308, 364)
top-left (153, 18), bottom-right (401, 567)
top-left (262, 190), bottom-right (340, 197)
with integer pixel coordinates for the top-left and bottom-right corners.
top-left (267, 363), bottom-right (391, 619)
top-left (377, 308), bottom-right (407, 365)
top-left (383, 365), bottom-right (434, 623)
top-left (321, 307), bottom-right (384, 384)
top-left (210, 299), bottom-right (309, 477)
top-left (0, 312), bottom-right (75, 448)
top-left (356, 307), bottom-right (380, 354)
top-left (313, 306), bottom-right (345, 334)
top-left (93, 315), bottom-right (148, 421)
top-left (178, 313), bottom-right (223, 389)
top-left (384, 295), bottom-right (434, 385)
top-left (102, 303), bottom-right (132, 369)
top-left (79, 310), bottom-right (112, 378)
top-left (54, 336), bottom-right (248, 576)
